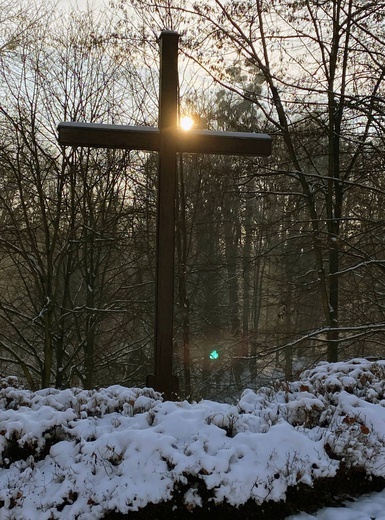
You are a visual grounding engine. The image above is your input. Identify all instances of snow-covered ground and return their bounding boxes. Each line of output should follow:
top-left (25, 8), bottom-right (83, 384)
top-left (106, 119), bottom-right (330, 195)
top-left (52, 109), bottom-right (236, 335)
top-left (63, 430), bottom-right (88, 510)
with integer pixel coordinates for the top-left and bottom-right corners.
top-left (1, 358), bottom-right (385, 519)
top-left (290, 489), bottom-right (385, 519)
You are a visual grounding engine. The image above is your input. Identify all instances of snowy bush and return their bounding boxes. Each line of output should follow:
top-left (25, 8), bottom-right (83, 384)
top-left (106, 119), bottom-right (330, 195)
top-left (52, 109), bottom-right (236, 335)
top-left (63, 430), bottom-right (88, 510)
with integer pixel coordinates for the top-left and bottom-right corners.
top-left (1, 359), bottom-right (385, 519)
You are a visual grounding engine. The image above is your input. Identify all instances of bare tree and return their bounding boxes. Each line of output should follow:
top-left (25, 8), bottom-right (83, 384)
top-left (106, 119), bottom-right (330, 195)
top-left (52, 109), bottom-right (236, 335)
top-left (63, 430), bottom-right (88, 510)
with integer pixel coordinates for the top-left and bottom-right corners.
top-left (127, 0), bottom-right (385, 363)
top-left (0, 5), bottom-right (159, 388)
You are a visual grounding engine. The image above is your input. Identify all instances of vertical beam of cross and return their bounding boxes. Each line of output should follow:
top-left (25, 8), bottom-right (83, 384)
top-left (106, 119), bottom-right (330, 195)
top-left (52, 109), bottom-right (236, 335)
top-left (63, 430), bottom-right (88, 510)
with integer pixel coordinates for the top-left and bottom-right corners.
top-left (152, 31), bottom-right (179, 398)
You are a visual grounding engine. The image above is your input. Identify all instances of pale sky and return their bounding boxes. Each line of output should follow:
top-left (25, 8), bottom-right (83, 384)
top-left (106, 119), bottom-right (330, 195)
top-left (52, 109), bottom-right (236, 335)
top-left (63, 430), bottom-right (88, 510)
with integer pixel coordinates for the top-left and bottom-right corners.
top-left (57, 0), bottom-right (107, 11)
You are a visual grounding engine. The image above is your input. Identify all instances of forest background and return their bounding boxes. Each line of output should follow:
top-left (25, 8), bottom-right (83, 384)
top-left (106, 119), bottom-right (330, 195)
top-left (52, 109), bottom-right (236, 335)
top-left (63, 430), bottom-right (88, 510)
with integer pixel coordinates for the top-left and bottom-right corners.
top-left (0, 0), bottom-right (384, 401)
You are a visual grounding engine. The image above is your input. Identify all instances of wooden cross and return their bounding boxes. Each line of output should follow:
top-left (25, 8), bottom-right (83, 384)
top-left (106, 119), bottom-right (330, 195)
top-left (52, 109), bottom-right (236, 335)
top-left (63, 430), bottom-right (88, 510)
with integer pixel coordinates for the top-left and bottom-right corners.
top-left (58, 31), bottom-right (271, 399)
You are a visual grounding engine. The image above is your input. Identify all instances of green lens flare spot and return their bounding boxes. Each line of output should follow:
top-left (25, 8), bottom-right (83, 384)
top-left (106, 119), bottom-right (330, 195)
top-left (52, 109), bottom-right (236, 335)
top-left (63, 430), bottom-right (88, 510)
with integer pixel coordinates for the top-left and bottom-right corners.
top-left (209, 349), bottom-right (219, 360)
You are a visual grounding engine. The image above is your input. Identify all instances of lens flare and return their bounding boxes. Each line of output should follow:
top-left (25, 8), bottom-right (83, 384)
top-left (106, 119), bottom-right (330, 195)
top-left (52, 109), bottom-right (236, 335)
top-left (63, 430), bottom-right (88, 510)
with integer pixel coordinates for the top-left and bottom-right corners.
top-left (180, 116), bottom-right (194, 131)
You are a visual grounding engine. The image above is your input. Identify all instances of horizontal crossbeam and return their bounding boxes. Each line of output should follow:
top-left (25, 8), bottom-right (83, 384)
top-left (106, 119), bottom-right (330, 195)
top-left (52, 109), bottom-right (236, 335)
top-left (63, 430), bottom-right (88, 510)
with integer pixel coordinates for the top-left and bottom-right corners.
top-left (58, 122), bottom-right (272, 156)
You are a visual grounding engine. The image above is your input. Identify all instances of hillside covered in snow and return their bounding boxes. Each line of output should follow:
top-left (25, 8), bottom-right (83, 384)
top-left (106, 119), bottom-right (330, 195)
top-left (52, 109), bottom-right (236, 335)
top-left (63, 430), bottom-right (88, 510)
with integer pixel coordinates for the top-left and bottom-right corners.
top-left (1, 359), bottom-right (385, 519)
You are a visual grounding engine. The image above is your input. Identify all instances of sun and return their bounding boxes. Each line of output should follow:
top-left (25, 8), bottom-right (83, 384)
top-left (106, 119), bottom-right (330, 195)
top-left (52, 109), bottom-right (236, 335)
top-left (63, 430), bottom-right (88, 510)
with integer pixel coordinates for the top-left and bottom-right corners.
top-left (180, 116), bottom-right (194, 131)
